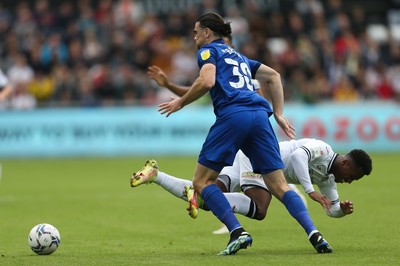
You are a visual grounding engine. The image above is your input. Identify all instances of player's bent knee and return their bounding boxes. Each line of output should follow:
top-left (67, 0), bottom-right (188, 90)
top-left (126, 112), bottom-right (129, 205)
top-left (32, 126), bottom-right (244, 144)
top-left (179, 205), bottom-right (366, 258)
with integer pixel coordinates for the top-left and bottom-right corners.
top-left (254, 209), bottom-right (267, 220)
top-left (244, 187), bottom-right (272, 220)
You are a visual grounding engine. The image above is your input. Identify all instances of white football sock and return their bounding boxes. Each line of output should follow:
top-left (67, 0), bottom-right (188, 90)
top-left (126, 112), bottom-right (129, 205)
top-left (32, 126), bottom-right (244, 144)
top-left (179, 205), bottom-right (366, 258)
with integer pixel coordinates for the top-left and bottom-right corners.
top-left (155, 171), bottom-right (192, 200)
top-left (224, 192), bottom-right (256, 218)
top-left (155, 172), bottom-right (257, 217)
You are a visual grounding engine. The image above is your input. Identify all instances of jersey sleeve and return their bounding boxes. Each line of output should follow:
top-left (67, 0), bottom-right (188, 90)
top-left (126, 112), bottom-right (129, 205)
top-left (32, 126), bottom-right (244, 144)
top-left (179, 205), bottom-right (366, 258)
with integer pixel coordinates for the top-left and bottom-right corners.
top-left (317, 180), bottom-right (345, 218)
top-left (197, 46), bottom-right (217, 68)
top-left (289, 147), bottom-right (315, 194)
top-left (318, 177), bottom-right (339, 202)
top-left (246, 58), bottom-right (261, 78)
top-left (325, 202), bottom-right (345, 218)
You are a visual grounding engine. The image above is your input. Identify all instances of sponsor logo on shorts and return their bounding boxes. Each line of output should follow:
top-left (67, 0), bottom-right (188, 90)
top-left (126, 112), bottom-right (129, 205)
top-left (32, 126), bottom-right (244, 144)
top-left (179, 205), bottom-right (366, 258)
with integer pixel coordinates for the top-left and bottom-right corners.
top-left (241, 171), bottom-right (262, 179)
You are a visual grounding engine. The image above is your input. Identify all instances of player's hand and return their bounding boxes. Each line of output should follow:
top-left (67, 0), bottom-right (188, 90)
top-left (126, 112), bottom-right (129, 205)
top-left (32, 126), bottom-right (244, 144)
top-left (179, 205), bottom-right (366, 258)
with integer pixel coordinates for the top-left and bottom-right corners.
top-left (274, 114), bottom-right (296, 139)
top-left (308, 191), bottom-right (332, 212)
top-left (147, 65), bottom-right (169, 87)
top-left (340, 200), bottom-right (353, 215)
top-left (158, 96), bottom-right (182, 117)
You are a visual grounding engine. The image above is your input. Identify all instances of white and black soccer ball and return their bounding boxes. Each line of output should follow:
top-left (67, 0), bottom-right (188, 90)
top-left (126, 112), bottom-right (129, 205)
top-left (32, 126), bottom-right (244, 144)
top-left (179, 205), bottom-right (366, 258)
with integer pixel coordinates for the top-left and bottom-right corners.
top-left (28, 223), bottom-right (61, 255)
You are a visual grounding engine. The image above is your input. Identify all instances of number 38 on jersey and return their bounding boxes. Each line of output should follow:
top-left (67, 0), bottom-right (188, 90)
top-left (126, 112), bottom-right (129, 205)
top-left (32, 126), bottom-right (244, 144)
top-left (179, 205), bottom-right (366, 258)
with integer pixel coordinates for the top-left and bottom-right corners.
top-left (225, 58), bottom-right (254, 91)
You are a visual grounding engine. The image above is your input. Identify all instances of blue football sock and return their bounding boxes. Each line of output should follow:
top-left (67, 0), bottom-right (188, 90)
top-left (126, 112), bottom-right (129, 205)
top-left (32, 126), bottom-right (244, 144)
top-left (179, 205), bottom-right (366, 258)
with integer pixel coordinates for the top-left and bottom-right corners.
top-left (282, 190), bottom-right (317, 235)
top-left (201, 184), bottom-right (241, 232)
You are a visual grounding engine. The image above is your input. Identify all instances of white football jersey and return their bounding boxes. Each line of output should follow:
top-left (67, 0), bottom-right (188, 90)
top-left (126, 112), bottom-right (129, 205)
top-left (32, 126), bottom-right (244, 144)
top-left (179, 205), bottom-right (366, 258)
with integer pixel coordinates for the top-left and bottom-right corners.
top-left (280, 139), bottom-right (339, 204)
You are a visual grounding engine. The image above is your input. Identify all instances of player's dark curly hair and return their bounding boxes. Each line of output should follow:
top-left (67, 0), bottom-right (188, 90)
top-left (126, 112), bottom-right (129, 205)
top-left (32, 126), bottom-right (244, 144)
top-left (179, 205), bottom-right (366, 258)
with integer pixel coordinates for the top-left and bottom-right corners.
top-left (348, 149), bottom-right (372, 175)
top-left (196, 12), bottom-right (232, 37)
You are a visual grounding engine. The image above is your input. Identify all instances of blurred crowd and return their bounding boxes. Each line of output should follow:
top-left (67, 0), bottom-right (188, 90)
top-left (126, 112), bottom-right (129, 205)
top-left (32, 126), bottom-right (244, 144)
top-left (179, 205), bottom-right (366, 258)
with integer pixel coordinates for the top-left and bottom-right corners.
top-left (1, 0), bottom-right (400, 109)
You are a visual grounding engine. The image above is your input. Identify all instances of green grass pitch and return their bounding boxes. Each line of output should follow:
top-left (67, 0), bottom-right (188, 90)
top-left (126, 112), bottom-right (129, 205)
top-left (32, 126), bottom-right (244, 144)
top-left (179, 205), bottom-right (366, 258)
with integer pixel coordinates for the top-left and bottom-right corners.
top-left (0, 154), bottom-right (399, 265)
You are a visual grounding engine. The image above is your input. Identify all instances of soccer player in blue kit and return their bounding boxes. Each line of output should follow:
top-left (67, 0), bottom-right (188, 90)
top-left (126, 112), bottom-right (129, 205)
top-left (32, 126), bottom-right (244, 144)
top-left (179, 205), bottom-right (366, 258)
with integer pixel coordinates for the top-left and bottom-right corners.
top-left (158, 12), bottom-right (332, 255)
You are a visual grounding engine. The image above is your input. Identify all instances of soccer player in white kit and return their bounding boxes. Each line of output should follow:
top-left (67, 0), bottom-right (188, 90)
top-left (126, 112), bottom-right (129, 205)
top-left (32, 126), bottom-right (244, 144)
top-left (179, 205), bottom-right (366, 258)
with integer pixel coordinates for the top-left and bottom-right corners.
top-left (130, 138), bottom-right (372, 230)
top-left (218, 138), bottom-right (372, 219)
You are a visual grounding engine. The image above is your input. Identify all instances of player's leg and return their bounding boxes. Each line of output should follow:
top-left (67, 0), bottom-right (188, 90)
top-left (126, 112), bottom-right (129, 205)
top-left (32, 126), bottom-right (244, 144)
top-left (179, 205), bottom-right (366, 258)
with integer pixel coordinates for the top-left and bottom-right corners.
top-left (185, 170), bottom-right (234, 219)
top-left (237, 150), bottom-right (272, 220)
top-left (193, 163), bottom-right (252, 255)
top-left (211, 149), bottom-right (271, 234)
top-left (216, 178), bottom-right (229, 192)
top-left (212, 176), bottom-right (241, 235)
top-left (221, 175), bottom-right (272, 220)
top-left (130, 159), bottom-right (233, 221)
top-left (246, 110), bottom-right (332, 253)
top-left (129, 160), bottom-right (259, 220)
top-left (156, 171), bottom-right (192, 199)
top-left (211, 173), bottom-right (272, 234)
top-left (130, 159), bottom-right (158, 187)
top-left (130, 160), bottom-right (192, 200)
top-left (212, 187), bottom-right (271, 222)
top-left (207, 155), bottom-right (243, 217)
top-left (185, 180), bottom-right (262, 220)
top-left (242, 187), bottom-right (272, 220)
top-left (288, 184), bottom-right (308, 208)
top-left (211, 154), bottom-right (251, 234)
top-left (195, 112), bottom-right (253, 255)
top-left (262, 170), bottom-right (332, 253)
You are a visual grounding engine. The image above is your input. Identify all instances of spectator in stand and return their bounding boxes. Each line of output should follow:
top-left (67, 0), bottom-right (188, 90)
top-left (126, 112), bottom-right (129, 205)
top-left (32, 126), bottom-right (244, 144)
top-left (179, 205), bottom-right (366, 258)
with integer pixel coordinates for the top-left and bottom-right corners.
top-left (33, 0), bottom-right (55, 37)
top-left (113, 0), bottom-right (144, 28)
top-left (39, 32), bottom-right (69, 72)
top-left (7, 53), bottom-right (36, 109)
top-left (27, 71), bottom-right (55, 102)
top-left (52, 63), bottom-right (81, 106)
top-left (8, 53), bottom-right (34, 88)
top-left (333, 75), bottom-right (359, 101)
top-left (12, 2), bottom-right (37, 54)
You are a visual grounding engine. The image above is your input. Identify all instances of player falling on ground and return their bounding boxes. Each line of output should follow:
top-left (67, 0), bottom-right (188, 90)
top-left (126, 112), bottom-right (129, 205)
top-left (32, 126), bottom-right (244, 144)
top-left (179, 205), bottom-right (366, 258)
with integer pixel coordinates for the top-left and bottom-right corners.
top-left (131, 138), bottom-right (372, 248)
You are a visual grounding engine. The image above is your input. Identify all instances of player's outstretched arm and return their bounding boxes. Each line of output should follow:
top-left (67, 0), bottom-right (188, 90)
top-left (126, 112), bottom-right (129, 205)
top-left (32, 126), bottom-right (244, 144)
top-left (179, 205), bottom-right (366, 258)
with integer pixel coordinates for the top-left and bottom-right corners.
top-left (158, 64), bottom-right (215, 117)
top-left (308, 191), bottom-right (333, 212)
top-left (255, 64), bottom-right (295, 139)
top-left (318, 181), bottom-right (348, 217)
top-left (289, 147), bottom-right (332, 211)
top-left (147, 65), bottom-right (190, 97)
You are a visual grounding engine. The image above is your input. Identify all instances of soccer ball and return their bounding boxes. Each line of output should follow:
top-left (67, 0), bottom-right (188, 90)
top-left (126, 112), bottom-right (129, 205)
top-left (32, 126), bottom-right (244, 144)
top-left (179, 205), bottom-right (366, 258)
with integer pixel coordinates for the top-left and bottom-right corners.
top-left (28, 223), bottom-right (61, 255)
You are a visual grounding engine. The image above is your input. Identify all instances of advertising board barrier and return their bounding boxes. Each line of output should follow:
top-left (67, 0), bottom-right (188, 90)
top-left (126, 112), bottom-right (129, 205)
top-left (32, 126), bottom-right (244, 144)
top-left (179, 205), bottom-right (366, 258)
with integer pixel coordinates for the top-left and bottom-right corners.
top-left (0, 102), bottom-right (399, 157)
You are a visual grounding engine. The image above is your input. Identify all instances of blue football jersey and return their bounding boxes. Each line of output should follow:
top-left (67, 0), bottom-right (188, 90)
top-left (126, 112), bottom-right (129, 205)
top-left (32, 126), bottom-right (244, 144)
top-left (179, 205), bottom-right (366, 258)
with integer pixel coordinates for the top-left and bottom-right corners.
top-left (197, 39), bottom-right (273, 118)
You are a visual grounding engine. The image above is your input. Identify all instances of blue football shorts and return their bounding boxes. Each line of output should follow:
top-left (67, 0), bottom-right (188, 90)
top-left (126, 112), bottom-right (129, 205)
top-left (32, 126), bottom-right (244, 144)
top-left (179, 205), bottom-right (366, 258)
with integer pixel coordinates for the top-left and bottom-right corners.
top-left (198, 110), bottom-right (284, 174)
